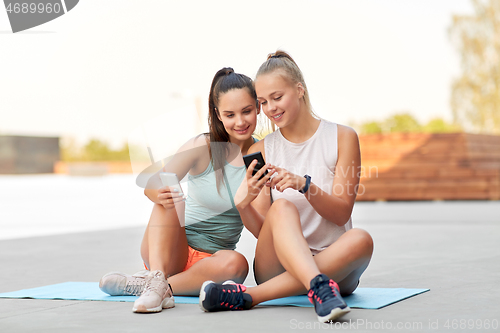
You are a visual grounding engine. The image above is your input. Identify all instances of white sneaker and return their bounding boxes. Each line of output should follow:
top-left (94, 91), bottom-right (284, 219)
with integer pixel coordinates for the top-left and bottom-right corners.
top-left (99, 270), bottom-right (149, 296)
top-left (133, 270), bottom-right (175, 313)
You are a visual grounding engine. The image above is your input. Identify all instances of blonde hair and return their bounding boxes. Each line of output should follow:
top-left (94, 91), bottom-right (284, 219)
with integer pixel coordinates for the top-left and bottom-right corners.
top-left (256, 50), bottom-right (318, 118)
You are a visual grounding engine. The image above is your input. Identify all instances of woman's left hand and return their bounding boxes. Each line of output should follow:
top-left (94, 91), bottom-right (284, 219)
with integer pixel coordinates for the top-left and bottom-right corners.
top-left (268, 165), bottom-right (307, 193)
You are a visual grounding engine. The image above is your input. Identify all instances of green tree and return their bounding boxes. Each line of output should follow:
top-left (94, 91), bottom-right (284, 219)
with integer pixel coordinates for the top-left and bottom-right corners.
top-left (60, 137), bottom-right (83, 162)
top-left (383, 113), bottom-right (422, 133)
top-left (83, 139), bottom-right (111, 161)
top-left (357, 114), bottom-right (461, 134)
top-left (423, 118), bottom-right (463, 133)
top-left (449, 0), bottom-right (500, 134)
top-left (361, 121), bottom-right (383, 134)
top-left (60, 138), bottom-right (130, 161)
top-left (109, 143), bottom-right (131, 161)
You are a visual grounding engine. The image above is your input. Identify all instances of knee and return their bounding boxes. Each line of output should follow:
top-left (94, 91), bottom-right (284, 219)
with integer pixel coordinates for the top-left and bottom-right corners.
top-left (348, 228), bottom-right (374, 258)
top-left (266, 199), bottom-right (299, 227)
top-left (269, 199), bottom-right (297, 215)
top-left (217, 251), bottom-right (249, 283)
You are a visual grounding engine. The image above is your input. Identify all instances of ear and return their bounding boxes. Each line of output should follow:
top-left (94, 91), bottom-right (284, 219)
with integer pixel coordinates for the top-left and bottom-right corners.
top-left (297, 82), bottom-right (305, 99)
top-left (256, 101), bottom-right (261, 114)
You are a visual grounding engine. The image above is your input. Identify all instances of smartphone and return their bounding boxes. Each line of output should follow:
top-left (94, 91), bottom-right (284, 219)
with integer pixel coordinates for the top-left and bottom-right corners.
top-left (159, 172), bottom-right (184, 195)
top-left (243, 152), bottom-right (269, 180)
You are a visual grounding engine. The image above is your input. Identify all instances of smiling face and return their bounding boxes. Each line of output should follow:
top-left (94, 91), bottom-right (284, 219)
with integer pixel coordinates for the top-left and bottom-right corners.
top-left (255, 71), bottom-right (304, 128)
top-left (217, 88), bottom-right (259, 143)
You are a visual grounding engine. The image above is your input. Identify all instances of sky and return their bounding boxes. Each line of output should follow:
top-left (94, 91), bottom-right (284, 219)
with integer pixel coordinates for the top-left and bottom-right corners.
top-left (0, 0), bottom-right (474, 151)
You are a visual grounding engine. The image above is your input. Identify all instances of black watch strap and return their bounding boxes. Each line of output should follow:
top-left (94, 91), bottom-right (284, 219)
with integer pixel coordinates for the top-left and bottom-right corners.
top-left (299, 174), bottom-right (311, 194)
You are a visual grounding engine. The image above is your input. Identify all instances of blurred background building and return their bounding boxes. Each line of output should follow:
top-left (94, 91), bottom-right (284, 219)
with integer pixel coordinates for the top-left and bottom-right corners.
top-left (0, 136), bottom-right (59, 174)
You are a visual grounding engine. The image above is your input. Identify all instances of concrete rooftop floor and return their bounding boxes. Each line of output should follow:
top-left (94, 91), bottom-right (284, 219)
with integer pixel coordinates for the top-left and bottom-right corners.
top-left (1, 201), bottom-right (499, 332)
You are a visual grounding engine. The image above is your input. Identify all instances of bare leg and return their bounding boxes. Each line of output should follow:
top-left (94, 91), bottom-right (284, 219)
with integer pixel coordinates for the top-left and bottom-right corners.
top-left (252, 203), bottom-right (286, 284)
top-left (140, 204), bottom-right (249, 295)
top-left (254, 199), bottom-right (321, 288)
top-left (248, 199), bottom-right (373, 305)
top-left (141, 203), bottom-right (189, 276)
top-left (168, 250), bottom-right (249, 295)
top-left (254, 199), bottom-right (320, 287)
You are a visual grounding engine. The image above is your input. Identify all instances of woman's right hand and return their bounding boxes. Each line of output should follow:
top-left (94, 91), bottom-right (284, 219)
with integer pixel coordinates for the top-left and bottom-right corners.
top-left (157, 186), bottom-right (186, 210)
top-left (235, 160), bottom-right (274, 210)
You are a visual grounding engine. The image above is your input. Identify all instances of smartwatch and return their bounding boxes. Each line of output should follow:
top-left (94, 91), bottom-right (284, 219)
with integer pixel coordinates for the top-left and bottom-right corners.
top-left (299, 174), bottom-right (311, 194)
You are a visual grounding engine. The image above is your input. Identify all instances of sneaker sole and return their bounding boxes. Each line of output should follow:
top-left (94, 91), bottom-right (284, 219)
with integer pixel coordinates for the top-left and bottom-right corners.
top-left (199, 280), bottom-right (215, 312)
top-left (132, 296), bottom-right (175, 313)
top-left (317, 306), bottom-right (351, 323)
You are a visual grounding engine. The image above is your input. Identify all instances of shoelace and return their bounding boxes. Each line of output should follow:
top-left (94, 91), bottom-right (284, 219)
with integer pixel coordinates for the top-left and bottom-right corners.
top-left (124, 278), bottom-right (145, 295)
top-left (143, 272), bottom-right (165, 296)
top-left (308, 280), bottom-right (338, 305)
top-left (218, 284), bottom-right (246, 309)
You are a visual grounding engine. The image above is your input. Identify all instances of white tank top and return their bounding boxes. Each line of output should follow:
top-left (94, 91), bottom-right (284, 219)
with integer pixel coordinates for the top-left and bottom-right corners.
top-left (264, 119), bottom-right (352, 254)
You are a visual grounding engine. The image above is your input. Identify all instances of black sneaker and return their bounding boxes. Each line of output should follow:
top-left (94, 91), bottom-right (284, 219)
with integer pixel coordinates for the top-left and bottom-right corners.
top-left (308, 274), bottom-right (350, 322)
top-left (199, 280), bottom-right (253, 312)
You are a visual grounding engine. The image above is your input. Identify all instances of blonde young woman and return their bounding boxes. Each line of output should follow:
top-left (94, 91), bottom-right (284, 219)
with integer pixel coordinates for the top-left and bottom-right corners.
top-left (200, 52), bottom-right (374, 323)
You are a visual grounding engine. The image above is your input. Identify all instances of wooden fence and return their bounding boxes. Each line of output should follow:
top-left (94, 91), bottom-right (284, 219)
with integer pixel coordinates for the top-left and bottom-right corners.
top-left (357, 133), bottom-right (500, 201)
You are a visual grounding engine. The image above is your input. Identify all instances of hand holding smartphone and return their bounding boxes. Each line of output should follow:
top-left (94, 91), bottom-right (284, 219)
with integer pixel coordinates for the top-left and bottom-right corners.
top-left (243, 152), bottom-right (269, 180)
top-left (159, 172), bottom-right (184, 195)
top-left (158, 172), bottom-right (186, 227)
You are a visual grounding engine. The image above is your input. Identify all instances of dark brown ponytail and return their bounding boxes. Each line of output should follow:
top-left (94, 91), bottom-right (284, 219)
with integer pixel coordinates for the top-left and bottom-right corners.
top-left (208, 67), bottom-right (257, 193)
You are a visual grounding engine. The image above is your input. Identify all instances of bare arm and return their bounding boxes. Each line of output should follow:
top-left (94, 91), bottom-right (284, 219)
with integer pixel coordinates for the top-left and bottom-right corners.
top-left (269, 125), bottom-right (360, 226)
top-left (144, 135), bottom-right (209, 205)
top-left (234, 140), bottom-right (273, 238)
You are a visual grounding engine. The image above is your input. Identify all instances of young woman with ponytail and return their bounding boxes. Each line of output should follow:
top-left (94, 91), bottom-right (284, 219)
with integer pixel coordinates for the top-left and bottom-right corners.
top-left (200, 52), bottom-right (374, 323)
top-left (99, 68), bottom-right (262, 313)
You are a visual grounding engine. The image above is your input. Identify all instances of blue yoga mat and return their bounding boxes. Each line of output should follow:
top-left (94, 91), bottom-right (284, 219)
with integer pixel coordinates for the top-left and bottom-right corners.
top-left (0, 282), bottom-right (429, 310)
